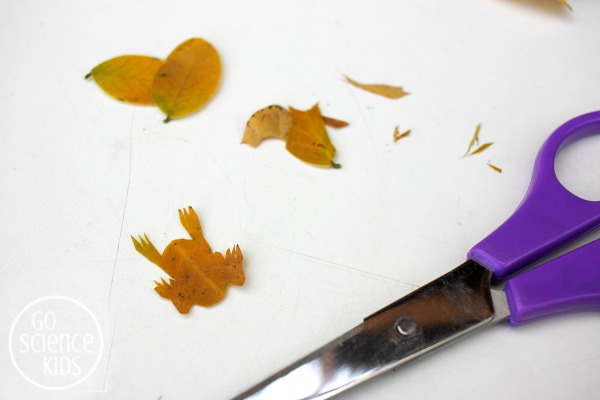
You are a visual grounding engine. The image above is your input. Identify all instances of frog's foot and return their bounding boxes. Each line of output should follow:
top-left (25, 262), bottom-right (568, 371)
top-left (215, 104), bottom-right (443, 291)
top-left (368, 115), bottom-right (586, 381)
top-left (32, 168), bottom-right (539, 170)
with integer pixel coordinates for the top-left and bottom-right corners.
top-left (154, 277), bottom-right (172, 299)
top-left (224, 244), bottom-right (245, 286)
top-left (178, 206), bottom-right (211, 252)
top-left (132, 234), bottom-right (162, 267)
top-left (154, 278), bottom-right (193, 314)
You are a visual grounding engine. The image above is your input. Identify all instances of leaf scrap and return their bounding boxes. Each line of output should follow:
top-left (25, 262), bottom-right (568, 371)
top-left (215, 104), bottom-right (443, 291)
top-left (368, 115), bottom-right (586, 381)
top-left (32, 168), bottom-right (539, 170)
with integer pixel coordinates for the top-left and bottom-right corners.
top-left (344, 75), bottom-right (409, 99)
top-left (463, 124), bottom-right (493, 156)
top-left (487, 163), bottom-right (502, 173)
top-left (286, 104), bottom-right (340, 168)
top-left (85, 55), bottom-right (164, 104)
top-left (322, 115), bottom-right (349, 129)
top-left (462, 124), bottom-right (501, 171)
top-left (153, 38), bottom-right (221, 122)
top-left (557, 0), bottom-right (573, 11)
top-left (469, 142), bottom-right (494, 156)
top-left (242, 105), bottom-right (291, 147)
top-left (132, 206), bottom-right (244, 314)
top-left (393, 126), bottom-right (411, 142)
top-left (462, 123), bottom-right (481, 157)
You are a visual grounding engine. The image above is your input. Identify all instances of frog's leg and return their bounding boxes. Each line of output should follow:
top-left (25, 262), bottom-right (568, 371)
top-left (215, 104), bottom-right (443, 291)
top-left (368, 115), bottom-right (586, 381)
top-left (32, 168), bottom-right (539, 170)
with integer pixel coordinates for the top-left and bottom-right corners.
top-left (131, 234), bottom-right (162, 267)
top-left (178, 206), bottom-right (211, 252)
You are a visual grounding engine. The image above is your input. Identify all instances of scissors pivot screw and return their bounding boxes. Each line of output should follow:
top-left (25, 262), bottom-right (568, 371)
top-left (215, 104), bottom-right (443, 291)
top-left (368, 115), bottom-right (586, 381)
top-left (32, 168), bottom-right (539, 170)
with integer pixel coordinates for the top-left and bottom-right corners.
top-left (395, 316), bottom-right (418, 336)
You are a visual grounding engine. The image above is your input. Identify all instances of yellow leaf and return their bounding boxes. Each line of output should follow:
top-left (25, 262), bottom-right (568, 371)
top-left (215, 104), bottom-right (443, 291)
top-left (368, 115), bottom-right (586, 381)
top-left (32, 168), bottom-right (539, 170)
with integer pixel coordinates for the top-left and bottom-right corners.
top-left (462, 123), bottom-right (481, 157)
top-left (86, 55), bottom-right (163, 105)
top-left (152, 38), bottom-right (221, 122)
top-left (393, 126), bottom-right (411, 142)
top-left (132, 206), bottom-right (244, 314)
top-left (322, 115), bottom-right (349, 129)
top-left (557, 0), bottom-right (573, 11)
top-left (286, 104), bottom-right (340, 168)
top-left (470, 142), bottom-right (493, 156)
top-left (344, 75), bottom-right (409, 99)
top-left (242, 105), bottom-right (291, 147)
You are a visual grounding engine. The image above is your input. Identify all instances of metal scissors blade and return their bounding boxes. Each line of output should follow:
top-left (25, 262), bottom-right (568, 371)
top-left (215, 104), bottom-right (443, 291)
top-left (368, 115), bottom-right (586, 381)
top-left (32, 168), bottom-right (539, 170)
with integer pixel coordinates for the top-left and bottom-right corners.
top-left (233, 261), bottom-right (510, 400)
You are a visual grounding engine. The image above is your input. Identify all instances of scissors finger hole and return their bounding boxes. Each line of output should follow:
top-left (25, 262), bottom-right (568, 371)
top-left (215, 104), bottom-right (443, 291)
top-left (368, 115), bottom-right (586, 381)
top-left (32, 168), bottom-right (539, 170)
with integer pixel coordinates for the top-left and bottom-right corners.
top-left (554, 133), bottom-right (600, 201)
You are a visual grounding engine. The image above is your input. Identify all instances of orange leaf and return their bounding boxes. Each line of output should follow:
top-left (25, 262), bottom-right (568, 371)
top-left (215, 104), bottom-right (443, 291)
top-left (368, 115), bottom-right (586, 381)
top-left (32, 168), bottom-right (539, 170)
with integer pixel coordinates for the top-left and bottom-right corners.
top-left (132, 207), bottom-right (244, 314)
top-left (242, 105), bottom-right (291, 147)
top-left (286, 104), bottom-right (340, 168)
top-left (557, 0), bottom-right (573, 11)
top-left (393, 126), bottom-right (411, 142)
top-left (152, 38), bottom-right (221, 122)
top-left (86, 55), bottom-right (164, 105)
top-left (344, 75), bottom-right (409, 99)
top-left (487, 163), bottom-right (502, 173)
top-left (322, 115), bottom-right (349, 129)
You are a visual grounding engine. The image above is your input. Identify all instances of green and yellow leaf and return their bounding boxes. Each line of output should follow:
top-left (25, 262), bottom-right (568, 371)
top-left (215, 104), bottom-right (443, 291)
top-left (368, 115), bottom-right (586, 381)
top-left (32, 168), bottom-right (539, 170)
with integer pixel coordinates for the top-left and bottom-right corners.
top-left (86, 55), bottom-right (164, 105)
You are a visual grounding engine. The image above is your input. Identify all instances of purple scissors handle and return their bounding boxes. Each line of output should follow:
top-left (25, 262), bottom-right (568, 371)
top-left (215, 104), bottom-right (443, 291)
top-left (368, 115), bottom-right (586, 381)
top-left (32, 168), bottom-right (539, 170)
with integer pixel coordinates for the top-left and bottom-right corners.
top-left (504, 238), bottom-right (600, 325)
top-left (469, 111), bottom-right (600, 324)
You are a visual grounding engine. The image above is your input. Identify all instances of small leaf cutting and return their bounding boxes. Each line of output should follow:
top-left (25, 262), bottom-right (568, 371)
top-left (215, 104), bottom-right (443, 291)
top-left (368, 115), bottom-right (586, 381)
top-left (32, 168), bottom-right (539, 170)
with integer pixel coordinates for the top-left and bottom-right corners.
top-left (393, 126), bottom-right (411, 142)
top-left (463, 124), bottom-right (493, 157)
top-left (344, 75), bottom-right (409, 99)
top-left (462, 123), bottom-right (501, 172)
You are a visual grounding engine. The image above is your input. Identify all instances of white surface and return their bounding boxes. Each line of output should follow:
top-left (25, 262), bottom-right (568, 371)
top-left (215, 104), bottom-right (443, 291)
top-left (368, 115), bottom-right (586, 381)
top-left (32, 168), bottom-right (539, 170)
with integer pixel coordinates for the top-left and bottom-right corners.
top-left (1, 0), bottom-right (600, 399)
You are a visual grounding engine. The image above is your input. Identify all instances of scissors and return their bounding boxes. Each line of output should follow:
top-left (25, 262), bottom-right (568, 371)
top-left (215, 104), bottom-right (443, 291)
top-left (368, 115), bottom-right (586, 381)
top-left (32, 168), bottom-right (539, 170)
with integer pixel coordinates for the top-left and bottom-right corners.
top-left (233, 111), bottom-right (600, 400)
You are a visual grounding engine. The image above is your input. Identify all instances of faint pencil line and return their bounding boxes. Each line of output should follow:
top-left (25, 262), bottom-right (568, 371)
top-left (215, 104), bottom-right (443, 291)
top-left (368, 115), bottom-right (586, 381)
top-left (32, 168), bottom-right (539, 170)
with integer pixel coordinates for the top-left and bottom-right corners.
top-left (108, 111), bottom-right (134, 304)
top-left (101, 306), bottom-right (119, 392)
top-left (62, 242), bottom-right (81, 254)
top-left (103, 111), bottom-right (134, 386)
top-left (254, 241), bottom-right (418, 289)
top-left (348, 87), bottom-right (389, 200)
top-left (291, 270), bottom-right (302, 323)
top-left (200, 142), bottom-right (279, 238)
